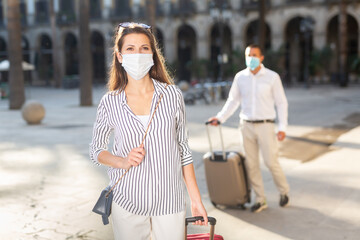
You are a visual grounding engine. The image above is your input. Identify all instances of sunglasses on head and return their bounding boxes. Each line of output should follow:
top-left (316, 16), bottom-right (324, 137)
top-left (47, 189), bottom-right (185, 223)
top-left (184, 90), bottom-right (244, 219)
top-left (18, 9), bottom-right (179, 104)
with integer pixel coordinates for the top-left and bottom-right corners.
top-left (118, 22), bottom-right (152, 32)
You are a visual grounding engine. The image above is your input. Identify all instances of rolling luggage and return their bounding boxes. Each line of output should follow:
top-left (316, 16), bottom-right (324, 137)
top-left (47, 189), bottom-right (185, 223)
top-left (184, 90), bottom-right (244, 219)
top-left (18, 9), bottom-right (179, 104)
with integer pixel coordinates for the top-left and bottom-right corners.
top-left (186, 216), bottom-right (224, 240)
top-left (203, 121), bottom-right (250, 208)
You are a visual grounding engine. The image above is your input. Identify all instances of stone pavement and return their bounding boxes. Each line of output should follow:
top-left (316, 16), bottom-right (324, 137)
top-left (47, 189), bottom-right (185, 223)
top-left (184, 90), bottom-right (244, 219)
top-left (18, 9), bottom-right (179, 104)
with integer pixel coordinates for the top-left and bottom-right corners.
top-left (0, 84), bottom-right (359, 240)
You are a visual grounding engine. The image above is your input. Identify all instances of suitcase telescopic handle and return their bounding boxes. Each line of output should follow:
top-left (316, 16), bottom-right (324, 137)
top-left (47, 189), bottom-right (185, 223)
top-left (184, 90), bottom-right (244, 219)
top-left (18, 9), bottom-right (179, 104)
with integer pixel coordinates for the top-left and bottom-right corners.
top-left (185, 216), bottom-right (216, 240)
top-left (205, 121), bottom-right (226, 161)
top-left (185, 216), bottom-right (216, 225)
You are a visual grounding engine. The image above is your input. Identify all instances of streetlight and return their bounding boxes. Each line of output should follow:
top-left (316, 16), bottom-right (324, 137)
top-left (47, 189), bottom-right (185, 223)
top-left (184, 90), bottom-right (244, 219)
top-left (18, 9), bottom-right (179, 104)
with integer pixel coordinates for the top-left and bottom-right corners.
top-left (210, 0), bottom-right (232, 82)
top-left (300, 17), bottom-right (314, 89)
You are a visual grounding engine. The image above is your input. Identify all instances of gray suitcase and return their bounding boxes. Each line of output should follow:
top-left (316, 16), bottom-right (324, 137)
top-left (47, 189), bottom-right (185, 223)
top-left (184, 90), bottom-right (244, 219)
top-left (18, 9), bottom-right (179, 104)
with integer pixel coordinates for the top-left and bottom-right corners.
top-left (203, 121), bottom-right (250, 208)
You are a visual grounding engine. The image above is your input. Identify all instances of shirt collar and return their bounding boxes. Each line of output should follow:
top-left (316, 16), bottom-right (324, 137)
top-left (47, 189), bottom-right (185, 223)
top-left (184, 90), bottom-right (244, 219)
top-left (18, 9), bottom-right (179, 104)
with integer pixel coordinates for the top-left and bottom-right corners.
top-left (117, 78), bottom-right (167, 105)
top-left (247, 64), bottom-right (266, 76)
top-left (152, 78), bottom-right (168, 97)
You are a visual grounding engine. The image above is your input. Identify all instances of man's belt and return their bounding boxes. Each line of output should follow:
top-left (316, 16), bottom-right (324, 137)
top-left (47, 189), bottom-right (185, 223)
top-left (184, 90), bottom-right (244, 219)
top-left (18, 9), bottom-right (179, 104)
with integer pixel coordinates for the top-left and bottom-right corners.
top-left (244, 119), bottom-right (275, 124)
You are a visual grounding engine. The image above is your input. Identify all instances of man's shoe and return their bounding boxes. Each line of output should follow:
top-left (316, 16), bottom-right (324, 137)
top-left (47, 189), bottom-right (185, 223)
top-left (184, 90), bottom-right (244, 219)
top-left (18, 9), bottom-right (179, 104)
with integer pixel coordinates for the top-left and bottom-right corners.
top-left (280, 194), bottom-right (289, 207)
top-left (250, 201), bottom-right (267, 213)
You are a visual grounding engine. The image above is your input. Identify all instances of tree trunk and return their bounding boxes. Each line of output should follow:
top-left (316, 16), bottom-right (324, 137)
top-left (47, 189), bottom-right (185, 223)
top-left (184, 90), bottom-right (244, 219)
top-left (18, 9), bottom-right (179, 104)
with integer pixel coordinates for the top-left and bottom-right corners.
top-left (338, 0), bottom-right (348, 87)
top-left (146, 0), bottom-right (156, 34)
top-left (79, 0), bottom-right (93, 106)
top-left (49, 0), bottom-right (62, 88)
top-left (7, 0), bottom-right (25, 109)
top-left (258, 0), bottom-right (266, 51)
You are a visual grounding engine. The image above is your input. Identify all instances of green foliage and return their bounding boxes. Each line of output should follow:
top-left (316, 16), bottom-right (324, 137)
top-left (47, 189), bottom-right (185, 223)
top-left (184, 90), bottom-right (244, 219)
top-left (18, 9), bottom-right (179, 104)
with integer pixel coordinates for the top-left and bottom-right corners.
top-left (309, 45), bottom-right (333, 76)
top-left (227, 48), bottom-right (245, 77)
top-left (185, 58), bottom-right (210, 80)
top-left (263, 45), bottom-right (286, 75)
top-left (350, 56), bottom-right (360, 75)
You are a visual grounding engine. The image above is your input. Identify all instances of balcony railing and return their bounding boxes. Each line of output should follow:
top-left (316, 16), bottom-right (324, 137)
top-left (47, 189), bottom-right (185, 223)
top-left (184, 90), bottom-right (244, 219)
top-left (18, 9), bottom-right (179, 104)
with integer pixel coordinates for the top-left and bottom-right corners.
top-left (171, 1), bottom-right (197, 17)
top-left (287, 0), bottom-right (311, 3)
top-left (241, 0), bottom-right (271, 12)
top-left (90, 5), bottom-right (102, 20)
top-left (110, 6), bottom-right (132, 20)
top-left (56, 11), bottom-right (76, 25)
top-left (35, 12), bottom-right (49, 24)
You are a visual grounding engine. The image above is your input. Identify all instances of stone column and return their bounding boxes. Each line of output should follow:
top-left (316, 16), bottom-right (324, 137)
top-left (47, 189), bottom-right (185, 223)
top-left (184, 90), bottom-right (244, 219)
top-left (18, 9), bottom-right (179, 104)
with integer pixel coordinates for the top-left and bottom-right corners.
top-left (58, 31), bottom-right (65, 82)
top-left (313, 11), bottom-right (327, 49)
top-left (268, 13), bottom-right (284, 50)
top-left (163, 20), bottom-right (177, 63)
top-left (195, 0), bottom-right (207, 12)
top-left (196, 16), bottom-right (210, 59)
top-left (230, 16), bottom-right (245, 50)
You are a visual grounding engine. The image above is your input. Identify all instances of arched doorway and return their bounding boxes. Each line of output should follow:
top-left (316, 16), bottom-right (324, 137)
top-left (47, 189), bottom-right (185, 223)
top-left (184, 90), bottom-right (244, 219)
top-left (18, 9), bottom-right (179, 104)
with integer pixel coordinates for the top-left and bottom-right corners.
top-left (285, 17), bottom-right (314, 84)
top-left (22, 36), bottom-right (31, 83)
top-left (0, 37), bottom-right (7, 82)
top-left (0, 37), bottom-right (7, 61)
top-left (327, 14), bottom-right (359, 80)
top-left (245, 20), bottom-right (271, 50)
top-left (22, 36), bottom-right (30, 62)
top-left (64, 33), bottom-right (78, 76)
top-left (91, 31), bottom-right (105, 83)
top-left (37, 34), bottom-right (53, 84)
top-left (177, 25), bottom-right (196, 82)
top-left (210, 23), bottom-right (232, 81)
top-left (156, 29), bottom-right (164, 55)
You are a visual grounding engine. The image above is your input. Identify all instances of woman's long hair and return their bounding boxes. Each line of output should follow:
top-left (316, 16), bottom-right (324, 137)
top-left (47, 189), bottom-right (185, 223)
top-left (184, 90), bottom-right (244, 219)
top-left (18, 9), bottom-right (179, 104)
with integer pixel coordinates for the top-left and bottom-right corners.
top-left (107, 23), bottom-right (173, 92)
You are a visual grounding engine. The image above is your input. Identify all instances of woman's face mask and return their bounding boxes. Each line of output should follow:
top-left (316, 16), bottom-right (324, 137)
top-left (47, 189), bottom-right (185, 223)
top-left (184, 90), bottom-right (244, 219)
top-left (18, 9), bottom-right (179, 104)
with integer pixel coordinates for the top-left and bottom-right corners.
top-left (120, 53), bottom-right (154, 80)
top-left (246, 56), bottom-right (260, 71)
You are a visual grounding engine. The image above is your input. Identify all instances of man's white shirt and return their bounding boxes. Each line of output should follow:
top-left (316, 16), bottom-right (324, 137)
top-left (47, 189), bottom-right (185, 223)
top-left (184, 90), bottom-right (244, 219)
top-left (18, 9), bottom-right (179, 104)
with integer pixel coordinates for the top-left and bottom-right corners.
top-left (216, 64), bottom-right (288, 132)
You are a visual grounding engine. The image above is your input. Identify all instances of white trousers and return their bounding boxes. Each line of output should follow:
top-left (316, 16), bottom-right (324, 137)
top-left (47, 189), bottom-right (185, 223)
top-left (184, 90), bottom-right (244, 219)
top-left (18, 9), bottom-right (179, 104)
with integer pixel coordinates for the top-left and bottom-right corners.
top-left (111, 202), bottom-right (186, 240)
top-left (240, 121), bottom-right (290, 203)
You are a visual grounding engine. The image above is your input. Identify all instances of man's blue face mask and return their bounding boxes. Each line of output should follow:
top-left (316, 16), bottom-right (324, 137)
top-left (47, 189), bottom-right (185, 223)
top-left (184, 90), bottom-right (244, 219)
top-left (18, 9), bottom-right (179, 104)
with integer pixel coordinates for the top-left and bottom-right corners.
top-left (246, 56), bottom-right (260, 71)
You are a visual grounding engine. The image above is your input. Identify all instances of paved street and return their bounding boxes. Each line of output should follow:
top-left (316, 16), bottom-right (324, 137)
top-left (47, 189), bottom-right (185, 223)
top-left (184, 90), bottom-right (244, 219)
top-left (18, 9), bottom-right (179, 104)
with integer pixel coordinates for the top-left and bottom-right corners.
top-left (1, 84), bottom-right (360, 240)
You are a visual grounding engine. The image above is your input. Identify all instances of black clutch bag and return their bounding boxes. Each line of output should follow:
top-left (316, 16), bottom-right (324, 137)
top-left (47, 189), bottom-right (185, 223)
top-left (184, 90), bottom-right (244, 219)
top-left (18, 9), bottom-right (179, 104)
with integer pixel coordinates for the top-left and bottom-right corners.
top-left (92, 185), bottom-right (113, 225)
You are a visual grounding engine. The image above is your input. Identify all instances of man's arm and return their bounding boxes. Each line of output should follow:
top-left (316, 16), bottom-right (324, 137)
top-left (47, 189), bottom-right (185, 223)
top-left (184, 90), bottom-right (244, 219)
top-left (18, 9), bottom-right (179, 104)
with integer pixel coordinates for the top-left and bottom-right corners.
top-left (272, 74), bottom-right (288, 141)
top-left (209, 75), bottom-right (242, 125)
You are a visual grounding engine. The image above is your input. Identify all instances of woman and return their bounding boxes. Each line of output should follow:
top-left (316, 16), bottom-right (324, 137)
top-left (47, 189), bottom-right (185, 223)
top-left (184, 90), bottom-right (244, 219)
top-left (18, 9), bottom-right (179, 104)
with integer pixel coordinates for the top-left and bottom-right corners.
top-left (89, 22), bottom-right (208, 240)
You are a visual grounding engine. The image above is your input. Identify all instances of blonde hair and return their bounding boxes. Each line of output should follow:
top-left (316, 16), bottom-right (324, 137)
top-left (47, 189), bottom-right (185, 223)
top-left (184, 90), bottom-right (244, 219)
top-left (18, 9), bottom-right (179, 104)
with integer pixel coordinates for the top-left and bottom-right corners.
top-left (107, 23), bottom-right (173, 92)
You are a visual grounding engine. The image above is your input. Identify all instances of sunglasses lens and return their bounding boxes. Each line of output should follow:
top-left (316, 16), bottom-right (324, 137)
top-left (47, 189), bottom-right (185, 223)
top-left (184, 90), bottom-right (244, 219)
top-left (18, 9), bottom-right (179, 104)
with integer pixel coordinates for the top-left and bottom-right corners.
top-left (140, 23), bottom-right (151, 29)
top-left (119, 22), bottom-right (131, 28)
top-left (118, 22), bottom-right (151, 30)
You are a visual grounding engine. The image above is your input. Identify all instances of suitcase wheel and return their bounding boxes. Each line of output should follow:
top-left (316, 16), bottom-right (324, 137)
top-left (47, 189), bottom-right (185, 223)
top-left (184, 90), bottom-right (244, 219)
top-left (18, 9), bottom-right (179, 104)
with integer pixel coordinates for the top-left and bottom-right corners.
top-left (237, 204), bottom-right (246, 210)
top-left (211, 201), bottom-right (217, 208)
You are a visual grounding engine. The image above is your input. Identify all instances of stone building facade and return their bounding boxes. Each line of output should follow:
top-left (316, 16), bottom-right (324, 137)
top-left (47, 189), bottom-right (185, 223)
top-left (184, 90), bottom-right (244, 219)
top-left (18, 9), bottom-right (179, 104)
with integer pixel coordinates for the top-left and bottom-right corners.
top-left (0, 0), bottom-right (359, 86)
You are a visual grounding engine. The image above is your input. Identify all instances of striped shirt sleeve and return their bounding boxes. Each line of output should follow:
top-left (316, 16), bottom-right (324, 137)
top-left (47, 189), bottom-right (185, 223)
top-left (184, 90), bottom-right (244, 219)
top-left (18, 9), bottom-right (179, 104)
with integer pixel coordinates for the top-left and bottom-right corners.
top-left (175, 87), bottom-right (193, 166)
top-left (89, 96), bottom-right (113, 165)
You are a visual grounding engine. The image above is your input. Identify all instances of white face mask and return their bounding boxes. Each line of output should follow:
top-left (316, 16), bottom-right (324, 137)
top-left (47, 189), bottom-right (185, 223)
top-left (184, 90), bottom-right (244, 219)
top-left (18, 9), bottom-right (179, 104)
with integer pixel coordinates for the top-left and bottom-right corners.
top-left (121, 53), bottom-right (154, 81)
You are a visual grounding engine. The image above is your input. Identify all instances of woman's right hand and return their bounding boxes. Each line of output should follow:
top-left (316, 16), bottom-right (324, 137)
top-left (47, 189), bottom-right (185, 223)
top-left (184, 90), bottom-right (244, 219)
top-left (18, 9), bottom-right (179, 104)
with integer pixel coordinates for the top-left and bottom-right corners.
top-left (123, 144), bottom-right (145, 169)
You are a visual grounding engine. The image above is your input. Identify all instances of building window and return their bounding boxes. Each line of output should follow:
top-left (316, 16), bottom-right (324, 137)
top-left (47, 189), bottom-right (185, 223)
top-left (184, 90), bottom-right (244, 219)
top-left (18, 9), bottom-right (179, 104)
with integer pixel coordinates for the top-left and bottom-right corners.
top-left (57, 0), bottom-right (76, 24)
top-left (0, 1), bottom-right (4, 27)
top-left (114, 0), bottom-right (131, 18)
top-left (35, 0), bottom-right (49, 23)
top-left (20, 0), bottom-right (27, 26)
top-left (178, 0), bottom-right (196, 15)
top-left (90, 0), bottom-right (102, 19)
top-left (287, 0), bottom-right (310, 3)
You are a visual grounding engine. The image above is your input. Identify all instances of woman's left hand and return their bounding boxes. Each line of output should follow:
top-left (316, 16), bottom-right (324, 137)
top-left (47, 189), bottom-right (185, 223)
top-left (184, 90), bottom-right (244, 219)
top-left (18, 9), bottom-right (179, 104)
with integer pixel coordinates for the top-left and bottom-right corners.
top-left (191, 201), bottom-right (208, 226)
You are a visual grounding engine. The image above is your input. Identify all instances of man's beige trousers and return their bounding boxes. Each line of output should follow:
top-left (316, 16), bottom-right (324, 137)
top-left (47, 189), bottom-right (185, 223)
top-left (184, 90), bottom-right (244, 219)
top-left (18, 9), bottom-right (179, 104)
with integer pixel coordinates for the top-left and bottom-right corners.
top-left (241, 121), bottom-right (290, 203)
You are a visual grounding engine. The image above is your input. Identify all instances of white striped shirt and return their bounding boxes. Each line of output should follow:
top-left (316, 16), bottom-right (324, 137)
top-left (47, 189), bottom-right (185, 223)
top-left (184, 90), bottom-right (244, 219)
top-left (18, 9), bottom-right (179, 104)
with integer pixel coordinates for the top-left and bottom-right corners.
top-left (89, 79), bottom-right (193, 216)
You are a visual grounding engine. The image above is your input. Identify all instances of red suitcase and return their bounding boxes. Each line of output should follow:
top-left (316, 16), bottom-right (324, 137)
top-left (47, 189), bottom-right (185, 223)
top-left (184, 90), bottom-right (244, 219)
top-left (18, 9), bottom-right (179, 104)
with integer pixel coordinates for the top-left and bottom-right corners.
top-left (185, 216), bottom-right (224, 240)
